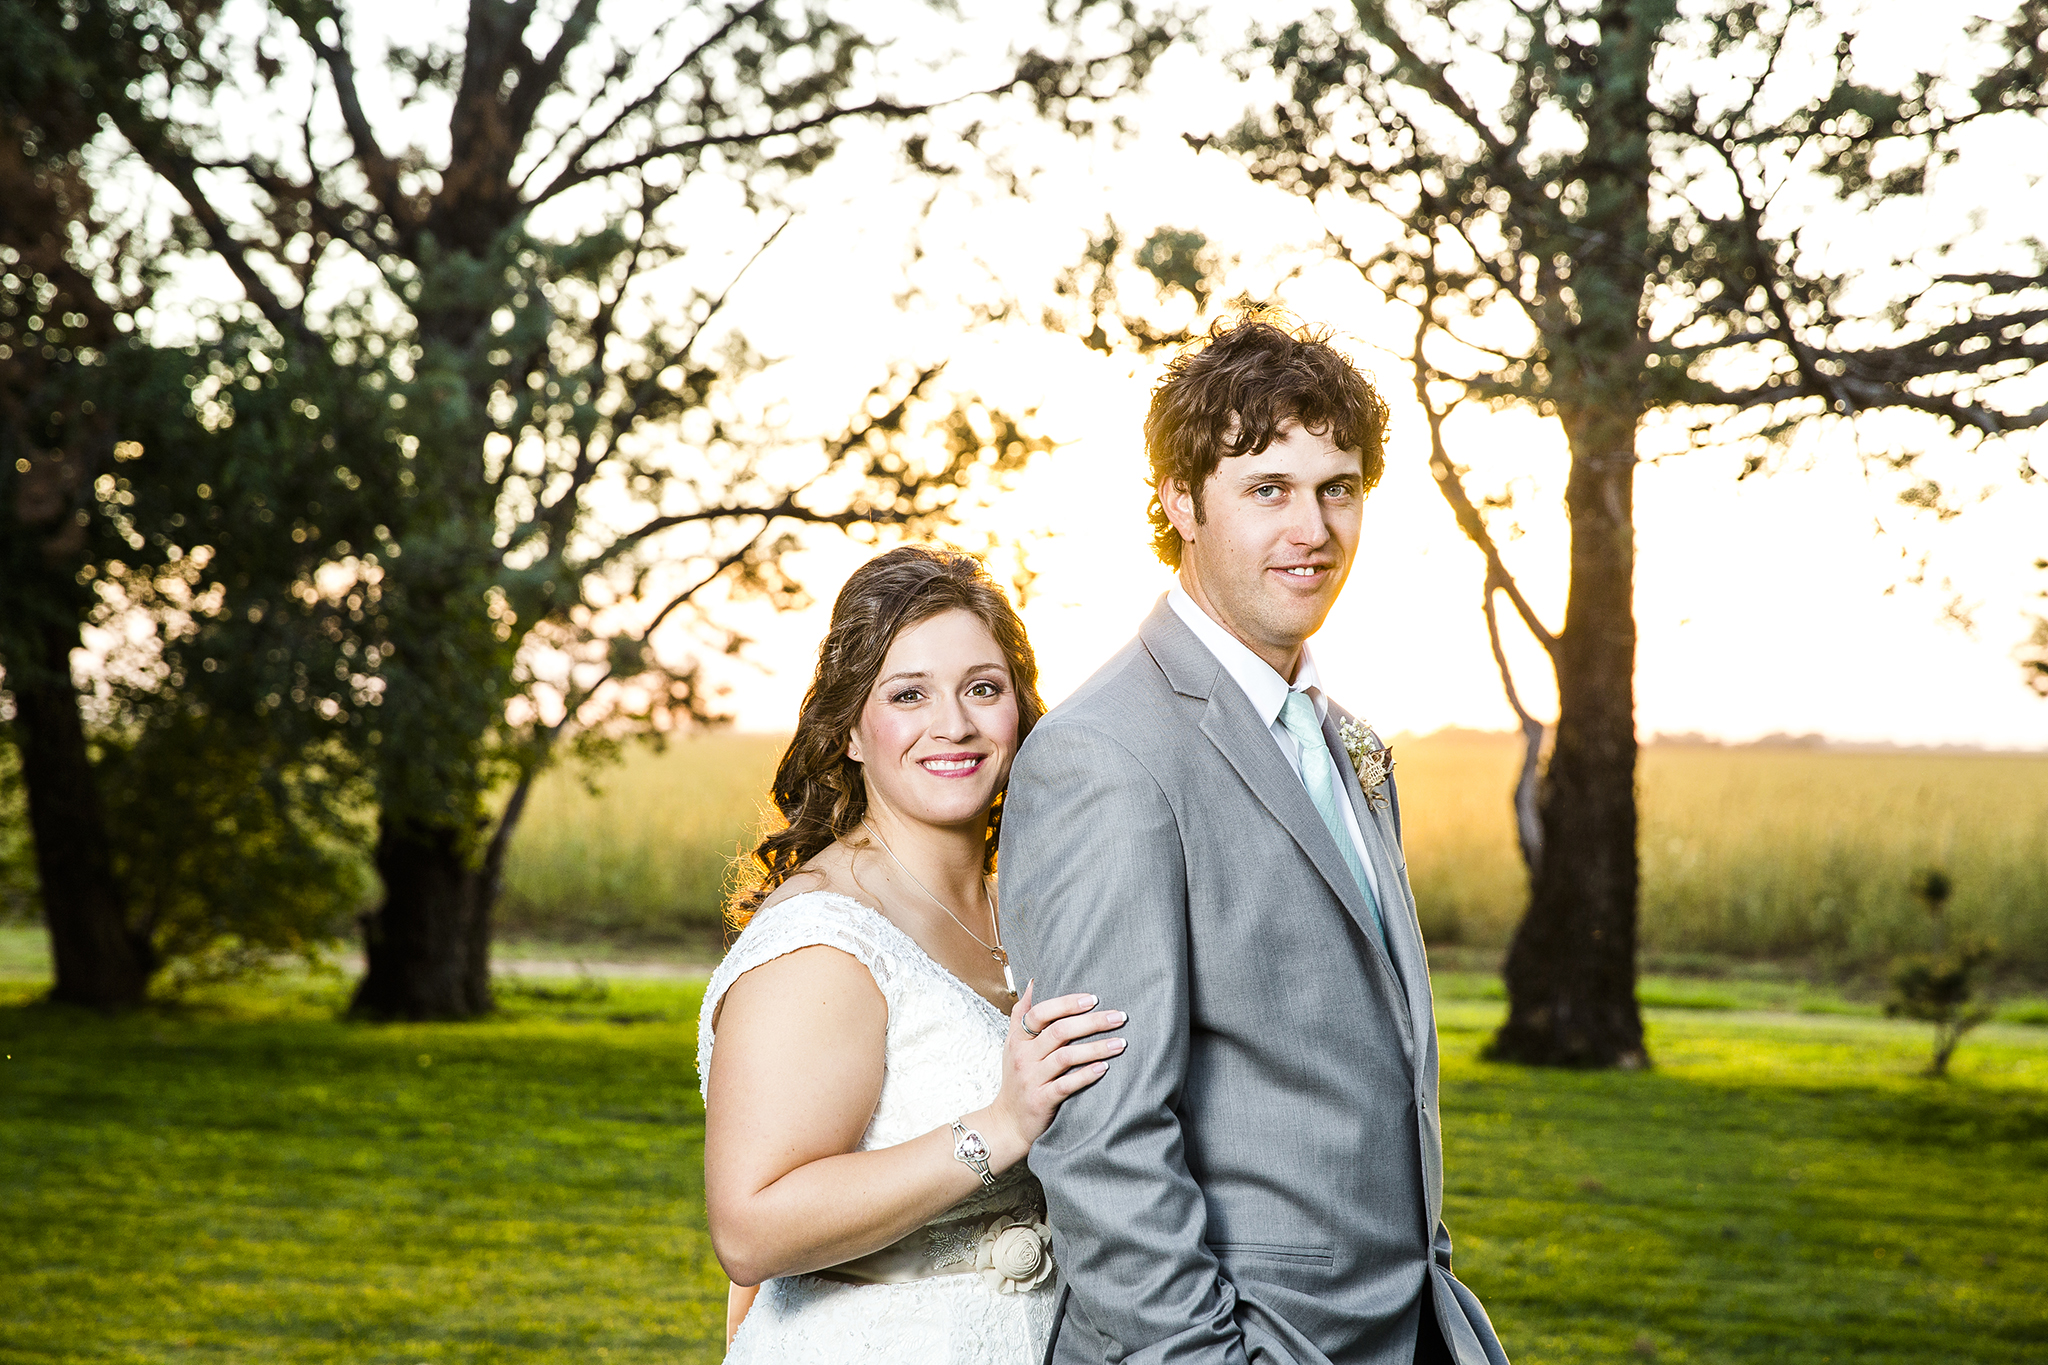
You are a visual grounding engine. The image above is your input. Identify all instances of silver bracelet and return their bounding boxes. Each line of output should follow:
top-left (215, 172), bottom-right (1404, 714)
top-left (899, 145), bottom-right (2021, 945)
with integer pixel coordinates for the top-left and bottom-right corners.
top-left (951, 1119), bottom-right (996, 1188)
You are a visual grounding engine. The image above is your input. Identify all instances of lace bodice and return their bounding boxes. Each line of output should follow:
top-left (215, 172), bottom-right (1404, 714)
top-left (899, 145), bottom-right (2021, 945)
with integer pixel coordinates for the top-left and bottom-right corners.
top-left (699, 890), bottom-right (1057, 1364)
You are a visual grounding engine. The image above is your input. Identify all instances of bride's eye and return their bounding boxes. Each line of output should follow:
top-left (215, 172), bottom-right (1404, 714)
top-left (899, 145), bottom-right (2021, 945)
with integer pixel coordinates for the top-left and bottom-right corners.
top-left (889, 687), bottom-right (925, 704)
top-left (965, 679), bottom-right (1004, 699)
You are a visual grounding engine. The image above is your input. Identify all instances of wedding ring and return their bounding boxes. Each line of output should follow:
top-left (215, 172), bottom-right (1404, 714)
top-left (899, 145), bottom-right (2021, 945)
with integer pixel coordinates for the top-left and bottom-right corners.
top-left (1022, 1021), bottom-right (1042, 1038)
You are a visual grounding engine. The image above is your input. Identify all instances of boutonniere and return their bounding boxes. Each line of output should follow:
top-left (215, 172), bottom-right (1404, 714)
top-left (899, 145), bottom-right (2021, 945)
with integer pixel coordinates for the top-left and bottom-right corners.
top-left (1337, 718), bottom-right (1395, 810)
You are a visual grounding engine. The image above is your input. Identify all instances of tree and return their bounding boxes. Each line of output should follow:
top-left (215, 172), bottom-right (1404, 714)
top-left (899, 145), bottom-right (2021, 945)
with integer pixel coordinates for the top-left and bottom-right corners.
top-left (2, 1), bottom-right (372, 1006)
top-left (1198, 0), bottom-right (2048, 1065)
top-left (48, 0), bottom-right (1165, 1017)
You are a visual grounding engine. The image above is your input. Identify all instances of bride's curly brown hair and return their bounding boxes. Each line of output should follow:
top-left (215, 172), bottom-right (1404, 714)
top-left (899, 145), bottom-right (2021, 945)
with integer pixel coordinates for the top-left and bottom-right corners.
top-left (726, 546), bottom-right (1046, 934)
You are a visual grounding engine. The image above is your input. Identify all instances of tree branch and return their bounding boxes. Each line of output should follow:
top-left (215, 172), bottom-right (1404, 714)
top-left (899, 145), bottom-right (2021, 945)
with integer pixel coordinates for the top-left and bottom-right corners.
top-left (532, 94), bottom-right (948, 203)
top-left (113, 132), bottom-right (306, 340)
top-left (504, 0), bottom-right (606, 144)
top-left (522, 1), bottom-right (764, 198)
top-left (640, 538), bottom-right (761, 640)
top-left (1483, 580), bottom-right (1547, 878)
top-left (291, 5), bottom-right (405, 227)
top-left (1409, 277), bottom-right (1559, 658)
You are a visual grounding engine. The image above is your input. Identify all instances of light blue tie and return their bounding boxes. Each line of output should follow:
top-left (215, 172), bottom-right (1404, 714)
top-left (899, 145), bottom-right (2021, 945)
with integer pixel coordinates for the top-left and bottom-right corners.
top-left (1278, 691), bottom-right (1388, 953)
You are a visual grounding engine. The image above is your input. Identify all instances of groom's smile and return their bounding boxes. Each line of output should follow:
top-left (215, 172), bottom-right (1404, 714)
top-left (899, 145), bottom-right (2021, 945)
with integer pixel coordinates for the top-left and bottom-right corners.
top-left (1271, 560), bottom-right (1337, 588)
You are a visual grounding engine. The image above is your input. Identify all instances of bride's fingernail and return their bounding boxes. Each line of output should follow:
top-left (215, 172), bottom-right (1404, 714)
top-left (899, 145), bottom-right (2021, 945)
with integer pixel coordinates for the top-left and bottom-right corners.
top-left (1107, 1011), bottom-right (1126, 1025)
top-left (1109, 1039), bottom-right (1126, 1053)
top-left (1081, 995), bottom-right (1098, 1009)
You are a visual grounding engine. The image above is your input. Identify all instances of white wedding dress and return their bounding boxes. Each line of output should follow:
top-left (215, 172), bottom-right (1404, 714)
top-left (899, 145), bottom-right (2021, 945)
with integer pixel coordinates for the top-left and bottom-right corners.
top-left (698, 890), bottom-right (1060, 1364)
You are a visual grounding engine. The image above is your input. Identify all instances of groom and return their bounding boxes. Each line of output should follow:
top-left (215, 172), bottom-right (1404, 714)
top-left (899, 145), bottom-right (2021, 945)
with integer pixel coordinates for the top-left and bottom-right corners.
top-left (1000, 318), bottom-right (1509, 1365)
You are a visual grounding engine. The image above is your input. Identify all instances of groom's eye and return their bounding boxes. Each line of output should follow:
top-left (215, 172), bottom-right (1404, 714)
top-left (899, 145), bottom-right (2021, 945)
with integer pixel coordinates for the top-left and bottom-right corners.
top-left (1253, 484), bottom-right (1282, 500)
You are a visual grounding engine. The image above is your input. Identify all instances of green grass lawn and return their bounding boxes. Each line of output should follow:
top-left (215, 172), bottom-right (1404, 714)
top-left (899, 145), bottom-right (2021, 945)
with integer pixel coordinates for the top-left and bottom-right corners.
top-left (0, 976), bottom-right (725, 1364)
top-left (3, 974), bottom-right (2044, 1364)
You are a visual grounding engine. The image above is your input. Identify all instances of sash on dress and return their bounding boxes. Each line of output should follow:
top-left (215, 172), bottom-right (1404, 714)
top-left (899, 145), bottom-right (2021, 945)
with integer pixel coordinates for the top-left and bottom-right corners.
top-left (814, 1180), bottom-right (1047, 1287)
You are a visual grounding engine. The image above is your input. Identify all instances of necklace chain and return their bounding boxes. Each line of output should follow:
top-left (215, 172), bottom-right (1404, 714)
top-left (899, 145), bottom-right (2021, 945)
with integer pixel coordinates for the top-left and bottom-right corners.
top-left (861, 818), bottom-right (1006, 966)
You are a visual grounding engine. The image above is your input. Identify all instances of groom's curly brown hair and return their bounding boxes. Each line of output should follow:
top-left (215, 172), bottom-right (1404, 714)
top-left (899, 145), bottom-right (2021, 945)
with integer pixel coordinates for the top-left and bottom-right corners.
top-left (1143, 314), bottom-right (1389, 568)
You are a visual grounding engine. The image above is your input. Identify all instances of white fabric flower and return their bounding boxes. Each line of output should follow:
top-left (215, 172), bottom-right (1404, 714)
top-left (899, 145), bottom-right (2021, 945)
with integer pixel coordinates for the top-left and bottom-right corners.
top-left (975, 1215), bottom-right (1054, 1294)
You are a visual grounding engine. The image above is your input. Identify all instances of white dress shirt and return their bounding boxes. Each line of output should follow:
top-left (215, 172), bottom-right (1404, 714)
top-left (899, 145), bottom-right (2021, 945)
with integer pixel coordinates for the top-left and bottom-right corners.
top-left (1167, 587), bottom-right (1383, 909)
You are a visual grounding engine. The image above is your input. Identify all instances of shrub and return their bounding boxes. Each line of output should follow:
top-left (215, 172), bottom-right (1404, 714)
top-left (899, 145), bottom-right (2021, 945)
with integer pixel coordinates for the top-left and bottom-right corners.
top-left (1886, 946), bottom-right (1997, 1078)
top-left (96, 715), bottom-right (374, 986)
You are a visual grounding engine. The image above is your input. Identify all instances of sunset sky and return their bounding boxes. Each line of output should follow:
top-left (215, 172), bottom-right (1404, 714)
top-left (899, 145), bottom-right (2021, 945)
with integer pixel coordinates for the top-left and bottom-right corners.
top-left (182, 1), bottom-right (2048, 749)
top-left (666, 4), bottom-right (2048, 750)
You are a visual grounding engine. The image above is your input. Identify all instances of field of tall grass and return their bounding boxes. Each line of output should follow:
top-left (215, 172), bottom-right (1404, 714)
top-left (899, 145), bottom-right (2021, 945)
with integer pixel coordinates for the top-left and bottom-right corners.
top-left (498, 730), bottom-right (2048, 978)
top-left (1398, 732), bottom-right (2048, 976)
top-left (497, 733), bottom-right (782, 948)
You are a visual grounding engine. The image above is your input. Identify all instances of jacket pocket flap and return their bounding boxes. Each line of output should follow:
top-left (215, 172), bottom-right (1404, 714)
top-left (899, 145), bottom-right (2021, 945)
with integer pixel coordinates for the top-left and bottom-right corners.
top-left (1208, 1242), bottom-right (1334, 1266)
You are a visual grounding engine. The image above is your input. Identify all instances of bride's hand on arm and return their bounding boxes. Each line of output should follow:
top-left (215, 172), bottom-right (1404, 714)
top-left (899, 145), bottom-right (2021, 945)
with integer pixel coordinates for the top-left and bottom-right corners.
top-left (969, 982), bottom-right (1126, 1172)
top-left (705, 952), bottom-right (1122, 1287)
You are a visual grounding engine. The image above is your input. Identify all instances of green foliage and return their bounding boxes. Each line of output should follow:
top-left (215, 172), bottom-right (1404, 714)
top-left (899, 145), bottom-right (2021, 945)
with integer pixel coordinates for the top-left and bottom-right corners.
top-left (1049, 219), bottom-right (1225, 355)
top-left (0, 44), bottom-right (384, 985)
top-left (1041, 6), bottom-right (2047, 1068)
top-left (0, 306), bottom-right (386, 984)
top-left (1132, 227), bottom-right (1217, 306)
top-left (0, 710), bottom-right (373, 988)
top-left (93, 716), bottom-right (373, 987)
top-left (1220, 0), bottom-right (2048, 442)
top-left (3, 981), bottom-right (2044, 1362)
top-left (5, 0), bottom-right (1171, 1015)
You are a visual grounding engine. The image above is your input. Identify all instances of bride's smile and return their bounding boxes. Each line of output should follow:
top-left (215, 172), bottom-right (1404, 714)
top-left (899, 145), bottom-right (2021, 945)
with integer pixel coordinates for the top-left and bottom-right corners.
top-left (920, 753), bottom-right (988, 776)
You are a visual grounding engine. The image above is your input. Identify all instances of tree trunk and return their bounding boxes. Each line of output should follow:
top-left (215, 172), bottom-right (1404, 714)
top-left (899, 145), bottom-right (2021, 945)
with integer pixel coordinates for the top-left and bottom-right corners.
top-left (1491, 420), bottom-right (1647, 1068)
top-left (10, 618), bottom-right (152, 1008)
top-left (350, 814), bottom-right (494, 1019)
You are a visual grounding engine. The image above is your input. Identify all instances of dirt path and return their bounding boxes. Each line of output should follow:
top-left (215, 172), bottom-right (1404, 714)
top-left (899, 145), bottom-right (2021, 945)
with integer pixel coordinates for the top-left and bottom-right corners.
top-left (330, 955), bottom-right (714, 980)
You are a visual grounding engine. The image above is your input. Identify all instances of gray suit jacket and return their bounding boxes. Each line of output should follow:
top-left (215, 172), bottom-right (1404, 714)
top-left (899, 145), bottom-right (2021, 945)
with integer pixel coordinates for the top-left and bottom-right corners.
top-left (999, 599), bottom-right (1509, 1365)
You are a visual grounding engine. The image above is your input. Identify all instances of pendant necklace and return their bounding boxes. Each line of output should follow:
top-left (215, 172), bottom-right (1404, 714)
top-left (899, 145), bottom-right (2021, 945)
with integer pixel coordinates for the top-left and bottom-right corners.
top-left (862, 818), bottom-right (1016, 996)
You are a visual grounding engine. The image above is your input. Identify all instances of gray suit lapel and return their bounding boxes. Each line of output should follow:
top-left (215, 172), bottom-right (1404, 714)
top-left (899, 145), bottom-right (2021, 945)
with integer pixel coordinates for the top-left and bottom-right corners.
top-left (1327, 707), bottom-right (1435, 1058)
top-left (1140, 602), bottom-right (1413, 1037)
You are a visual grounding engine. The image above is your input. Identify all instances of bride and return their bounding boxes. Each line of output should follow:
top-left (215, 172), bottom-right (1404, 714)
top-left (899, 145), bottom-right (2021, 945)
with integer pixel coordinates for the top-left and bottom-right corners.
top-left (700, 546), bottom-right (1124, 1363)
